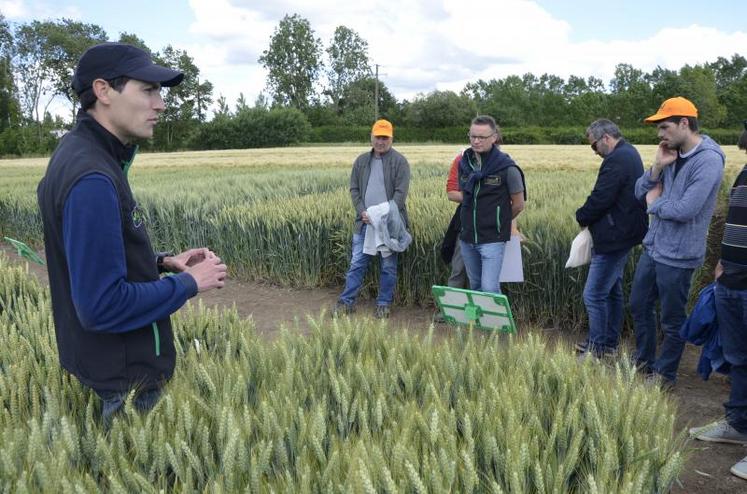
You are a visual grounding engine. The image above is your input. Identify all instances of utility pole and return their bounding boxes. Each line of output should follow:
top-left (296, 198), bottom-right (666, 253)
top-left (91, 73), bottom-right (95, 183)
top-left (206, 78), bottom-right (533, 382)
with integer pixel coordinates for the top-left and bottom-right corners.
top-left (374, 63), bottom-right (379, 120)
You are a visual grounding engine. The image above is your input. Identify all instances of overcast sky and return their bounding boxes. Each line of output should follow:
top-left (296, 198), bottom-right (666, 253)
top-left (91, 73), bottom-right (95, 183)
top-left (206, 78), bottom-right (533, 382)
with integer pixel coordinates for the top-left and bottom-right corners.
top-left (3, 0), bottom-right (747, 118)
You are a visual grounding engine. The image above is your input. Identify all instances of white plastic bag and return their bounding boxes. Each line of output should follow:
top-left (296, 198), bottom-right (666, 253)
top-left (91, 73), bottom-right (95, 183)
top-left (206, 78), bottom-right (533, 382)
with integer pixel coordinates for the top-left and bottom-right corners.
top-left (565, 227), bottom-right (592, 268)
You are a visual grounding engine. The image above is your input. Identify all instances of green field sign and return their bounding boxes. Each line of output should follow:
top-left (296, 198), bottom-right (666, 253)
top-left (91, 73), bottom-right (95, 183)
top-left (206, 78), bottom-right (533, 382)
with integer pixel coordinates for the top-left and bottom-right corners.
top-left (3, 237), bottom-right (45, 265)
top-left (432, 285), bottom-right (516, 333)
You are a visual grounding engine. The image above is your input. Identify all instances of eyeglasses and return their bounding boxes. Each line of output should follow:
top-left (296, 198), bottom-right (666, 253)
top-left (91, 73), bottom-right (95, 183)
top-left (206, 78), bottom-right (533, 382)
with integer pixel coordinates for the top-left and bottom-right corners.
top-left (590, 135), bottom-right (605, 152)
top-left (468, 132), bottom-right (496, 141)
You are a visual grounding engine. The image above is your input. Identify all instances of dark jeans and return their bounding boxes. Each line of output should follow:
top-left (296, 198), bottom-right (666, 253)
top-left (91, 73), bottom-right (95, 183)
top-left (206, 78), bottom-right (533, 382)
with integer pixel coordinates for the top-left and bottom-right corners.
top-left (716, 282), bottom-right (747, 433)
top-left (447, 241), bottom-right (467, 288)
top-left (583, 248), bottom-right (630, 354)
top-left (630, 250), bottom-right (694, 382)
top-left (96, 388), bottom-right (162, 426)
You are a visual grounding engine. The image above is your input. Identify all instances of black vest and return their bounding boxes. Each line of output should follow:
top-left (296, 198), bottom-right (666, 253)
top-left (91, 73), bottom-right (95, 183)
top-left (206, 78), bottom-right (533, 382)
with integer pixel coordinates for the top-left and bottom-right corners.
top-left (37, 113), bottom-right (175, 393)
top-left (459, 148), bottom-right (524, 244)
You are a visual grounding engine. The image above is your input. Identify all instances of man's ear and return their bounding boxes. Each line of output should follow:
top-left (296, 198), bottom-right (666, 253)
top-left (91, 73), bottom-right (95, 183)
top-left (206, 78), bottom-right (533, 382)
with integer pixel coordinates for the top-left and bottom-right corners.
top-left (91, 79), bottom-right (111, 105)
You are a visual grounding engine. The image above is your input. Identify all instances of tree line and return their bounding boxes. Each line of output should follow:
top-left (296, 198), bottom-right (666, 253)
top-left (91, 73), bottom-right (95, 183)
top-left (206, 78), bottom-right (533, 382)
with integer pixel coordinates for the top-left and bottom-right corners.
top-left (1, 13), bottom-right (746, 156)
top-left (0, 15), bottom-right (212, 155)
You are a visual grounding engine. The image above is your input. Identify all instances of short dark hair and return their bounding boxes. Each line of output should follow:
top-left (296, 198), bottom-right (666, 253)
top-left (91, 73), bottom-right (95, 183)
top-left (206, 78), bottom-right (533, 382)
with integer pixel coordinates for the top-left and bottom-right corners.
top-left (738, 129), bottom-right (747, 151)
top-left (471, 115), bottom-right (503, 144)
top-left (79, 76), bottom-right (131, 111)
top-left (664, 115), bottom-right (699, 132)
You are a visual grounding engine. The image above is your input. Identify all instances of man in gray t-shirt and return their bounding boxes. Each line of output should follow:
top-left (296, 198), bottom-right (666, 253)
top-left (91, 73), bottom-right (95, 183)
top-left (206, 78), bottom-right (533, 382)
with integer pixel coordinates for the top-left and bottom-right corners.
top-left (334, 119), bottom-right (411, 319)
top-left (364, 156), bottom-right (387, 208)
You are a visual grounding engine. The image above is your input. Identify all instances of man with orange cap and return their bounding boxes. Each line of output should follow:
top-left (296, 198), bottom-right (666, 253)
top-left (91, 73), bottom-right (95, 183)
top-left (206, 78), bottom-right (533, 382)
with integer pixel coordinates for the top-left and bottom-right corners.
top-left (333, 119), bottom-right (411, 319)
top-left (630, 96), bottom-right (725, 389)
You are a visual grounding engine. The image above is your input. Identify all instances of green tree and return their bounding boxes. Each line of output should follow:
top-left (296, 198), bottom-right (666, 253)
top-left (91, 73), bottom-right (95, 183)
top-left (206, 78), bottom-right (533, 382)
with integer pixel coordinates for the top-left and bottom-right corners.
top-left (325, 26), bottom-right (371, 113)
top-left (339, 76), bottom-right (398, 125)
top-left (259, 14), bottom-right (322, 109)
top-left (213, 94), bottom-right (231, 120)
top-left (464, 76), bottom-right (530, 127)
top-left (12, 19), bottom-right (107, 124)
top-left (677, 64), bottom-right (725, 127)
top-left (647, 66), bottom-right (682, 106)
top-left (13, 21), bottom-right (57, 124)
top-left (564, 75), bottom-right (608, 125)
top-left (152, 45), bottom-right (213, 150)
top-left (117, 32), bottom-right (152, 54)
top-left (608, 63), bottom-right (653, 126)
top-left (404, 90), bottom-right (476, 128)
top-left (709, 54), bottom-right (747, 126)
top-left (44, 19), bottom-right (108, 121)
top-left (0, 14), bottom-right (19, 131)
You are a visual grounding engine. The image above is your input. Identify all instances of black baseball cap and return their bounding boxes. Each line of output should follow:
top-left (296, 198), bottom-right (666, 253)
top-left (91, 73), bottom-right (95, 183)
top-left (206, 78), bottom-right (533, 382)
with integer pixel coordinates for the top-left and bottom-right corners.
top-left (72, 42), bottom-right (184, 95)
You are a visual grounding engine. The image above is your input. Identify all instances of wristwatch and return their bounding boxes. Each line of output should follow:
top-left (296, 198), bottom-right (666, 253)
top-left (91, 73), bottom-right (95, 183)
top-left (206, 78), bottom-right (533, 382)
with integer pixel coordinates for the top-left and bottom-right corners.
top-left (156, 251), bottom-right (174, 272)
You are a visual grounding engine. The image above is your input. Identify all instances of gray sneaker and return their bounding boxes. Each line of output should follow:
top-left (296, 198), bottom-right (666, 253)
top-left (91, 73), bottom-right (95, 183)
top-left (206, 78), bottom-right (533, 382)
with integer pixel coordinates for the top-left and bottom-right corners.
top-left (689, 420), bottom-right (747, 445)
top-left (731, 456), bottom-right (747, 480)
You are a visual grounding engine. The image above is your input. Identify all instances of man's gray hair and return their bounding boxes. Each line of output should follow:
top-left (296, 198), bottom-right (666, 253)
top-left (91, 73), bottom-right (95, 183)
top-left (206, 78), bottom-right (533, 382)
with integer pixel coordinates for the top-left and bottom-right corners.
top-left (586, 119), bottom-right (622, 140)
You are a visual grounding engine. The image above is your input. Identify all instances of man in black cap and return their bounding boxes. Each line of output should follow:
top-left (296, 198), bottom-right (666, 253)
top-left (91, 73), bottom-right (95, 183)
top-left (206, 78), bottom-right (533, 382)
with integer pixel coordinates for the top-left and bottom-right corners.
top-left (37, 43), bottom-right (227, 424)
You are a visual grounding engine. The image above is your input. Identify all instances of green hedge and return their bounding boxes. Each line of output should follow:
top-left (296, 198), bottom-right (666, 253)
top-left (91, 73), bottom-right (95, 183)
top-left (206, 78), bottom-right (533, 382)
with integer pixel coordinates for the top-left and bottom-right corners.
top-left (309, 125), bottom-right (744, 145)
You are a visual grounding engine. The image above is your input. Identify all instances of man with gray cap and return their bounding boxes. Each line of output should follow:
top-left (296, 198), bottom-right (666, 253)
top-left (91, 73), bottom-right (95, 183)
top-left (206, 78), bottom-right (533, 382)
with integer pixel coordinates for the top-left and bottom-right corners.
top-left (37, 43), bottom-right (227, 423)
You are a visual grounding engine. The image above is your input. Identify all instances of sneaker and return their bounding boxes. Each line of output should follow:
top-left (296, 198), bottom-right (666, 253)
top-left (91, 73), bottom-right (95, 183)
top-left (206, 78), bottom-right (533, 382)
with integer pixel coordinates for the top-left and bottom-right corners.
top-left (644, 373), bottom-right (675, 392)
top-left (332, 301), bottom-right (353, 317)
top-left (690, 420), bottom-right (747, 445)
top-left (731, 456), bottom-right (747, 480)
top-left (574, 340), bottom-right (589, 353)
top-left (374, 305), bottom-right (390, 319)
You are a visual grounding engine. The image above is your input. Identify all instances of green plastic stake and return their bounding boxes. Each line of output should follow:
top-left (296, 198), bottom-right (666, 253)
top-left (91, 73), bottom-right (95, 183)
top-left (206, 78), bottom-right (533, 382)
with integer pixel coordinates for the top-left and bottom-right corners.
top-left (3, 237), bottom-right (45, 265)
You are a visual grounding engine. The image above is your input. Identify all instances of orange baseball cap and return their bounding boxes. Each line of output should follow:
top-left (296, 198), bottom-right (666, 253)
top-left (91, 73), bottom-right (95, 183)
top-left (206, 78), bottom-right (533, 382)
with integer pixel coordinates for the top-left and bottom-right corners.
top-left (644, 96), bottom-right (698, 123)
top-left (371, 119), bottom-right (393, 137)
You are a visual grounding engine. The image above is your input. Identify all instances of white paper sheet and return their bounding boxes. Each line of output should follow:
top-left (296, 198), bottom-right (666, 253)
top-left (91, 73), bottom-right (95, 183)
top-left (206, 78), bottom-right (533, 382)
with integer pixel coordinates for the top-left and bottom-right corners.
top-left (500, 234), bottom-right (524, 282)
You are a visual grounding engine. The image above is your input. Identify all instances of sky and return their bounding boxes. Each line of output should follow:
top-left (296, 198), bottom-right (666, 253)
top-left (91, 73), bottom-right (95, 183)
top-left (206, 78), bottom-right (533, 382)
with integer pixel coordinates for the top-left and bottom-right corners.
top-left (2, 0), bottom-right (747, 120)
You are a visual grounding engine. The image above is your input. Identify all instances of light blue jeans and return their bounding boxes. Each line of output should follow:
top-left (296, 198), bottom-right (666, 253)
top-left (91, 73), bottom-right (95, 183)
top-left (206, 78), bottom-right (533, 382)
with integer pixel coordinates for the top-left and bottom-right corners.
top-left (459, 240), bottom-right (506, 294)
top-left (339, 225), bottom-right (398, 307)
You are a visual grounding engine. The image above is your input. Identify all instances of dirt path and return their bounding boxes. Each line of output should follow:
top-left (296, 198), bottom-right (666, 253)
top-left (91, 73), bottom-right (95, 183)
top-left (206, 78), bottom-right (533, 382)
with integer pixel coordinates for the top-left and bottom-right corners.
top-left (2, 246), bottom-right (742, 492)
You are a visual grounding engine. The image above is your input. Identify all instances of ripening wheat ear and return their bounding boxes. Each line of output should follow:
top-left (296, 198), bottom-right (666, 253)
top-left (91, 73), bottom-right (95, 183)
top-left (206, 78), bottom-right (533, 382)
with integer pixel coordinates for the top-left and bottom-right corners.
top-left (0, 238), bottom-right (687, 492)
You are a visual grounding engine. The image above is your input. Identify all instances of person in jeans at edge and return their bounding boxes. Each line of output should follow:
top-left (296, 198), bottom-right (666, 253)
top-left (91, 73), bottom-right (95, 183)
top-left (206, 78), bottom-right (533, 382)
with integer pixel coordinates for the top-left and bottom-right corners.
top-left (575, 119), bottom-right (648, 359)
top-left (458, 115), bottom-right (525, 294)
top-left (690, 123), bottom-right (747, 481)
top-left (37, 43), bottom-right (227, 425)
top-left (333, 119), bottom-right (410, 319)
top-left (631, 96), bottom-right (725, 389)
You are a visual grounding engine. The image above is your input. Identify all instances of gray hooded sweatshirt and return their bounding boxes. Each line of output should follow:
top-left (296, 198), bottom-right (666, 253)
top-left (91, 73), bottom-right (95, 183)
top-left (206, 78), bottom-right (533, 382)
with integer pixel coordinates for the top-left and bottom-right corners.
top-left (635, 135), bottom-right (725, 269)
